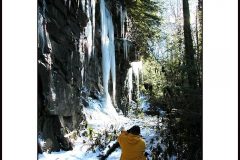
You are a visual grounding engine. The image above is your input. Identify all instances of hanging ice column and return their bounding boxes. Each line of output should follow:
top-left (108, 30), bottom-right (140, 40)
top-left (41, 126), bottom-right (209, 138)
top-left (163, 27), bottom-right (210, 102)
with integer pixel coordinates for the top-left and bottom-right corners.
top-left (132, 61), bottom-right (142, 101)
top-left (126, 68), bottom-right (133, 102)
top-left (126, 61), bottom-right (142, 102)
top-left (120, 5), bottom-right (129, 59)
top-left (38, 0), bottom-right (52, 55)
top-left (80, 0), bottom-right (96, 60)
top-left (100, 0), bottom-right (116, 107)
top-left (91, 0), bottom-right (96, 56)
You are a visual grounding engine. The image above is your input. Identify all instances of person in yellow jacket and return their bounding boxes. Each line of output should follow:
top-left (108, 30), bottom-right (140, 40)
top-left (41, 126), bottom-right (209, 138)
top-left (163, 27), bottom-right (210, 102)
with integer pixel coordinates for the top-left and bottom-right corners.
top-left (117, 125), bottom-right (147, 160)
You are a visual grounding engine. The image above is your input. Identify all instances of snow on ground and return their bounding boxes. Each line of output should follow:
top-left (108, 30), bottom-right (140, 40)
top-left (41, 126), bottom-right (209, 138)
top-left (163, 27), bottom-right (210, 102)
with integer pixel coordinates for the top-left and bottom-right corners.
top-left (107, 116), bottom-right (161, 160)
top-left (139, 94), bottom-right (150, 112)
top-left (38, 96), bottom-right (163, 160)
top-left (38, 116), bottom-right (161, 160)
top-left (82, 97), bottom-right (128, 130)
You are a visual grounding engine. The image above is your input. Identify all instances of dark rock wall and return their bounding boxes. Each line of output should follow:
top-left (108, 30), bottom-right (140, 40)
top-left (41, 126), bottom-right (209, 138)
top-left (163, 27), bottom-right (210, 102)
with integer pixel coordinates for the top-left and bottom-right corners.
top-left (38, 0), bottom-right (137, 152)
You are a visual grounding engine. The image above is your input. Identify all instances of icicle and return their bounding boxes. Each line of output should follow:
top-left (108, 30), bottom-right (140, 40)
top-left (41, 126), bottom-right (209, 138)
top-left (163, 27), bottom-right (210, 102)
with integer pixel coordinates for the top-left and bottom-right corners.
top-left (127, 68), bottom-right (133, 102)
top-left (125, 10), bottom-right (128, 36)
top-left (81, 0), bottom-right (93, 61)
top-left (38, 0), bottom-right (46, 54)
top-left (71, 51), bottom-right (73, 63)
top-left (38, 12), bottom-right (45, 54)
top-left (50, 74), bottom-right (56, 102)
top-left (42, 0), bottom-right (46, 18)
top-left (120, 7), bottom-right (127, 38)
top-left (123, 38), bottom-right (128, 59)
top-left (69, 0), bottom-right (71, 9)
top-left (125, 62), bottom-right (142, 103)
top-left (49, 57), bottom-right (56, 102)
top-left (131, 61), bottom-right (142, 100)
top-left (108, 9), bottom-right (116, 104)
top-left (100, 0), bottom-right (116, 107)
top-left (86, 0), bottom-right (90, 17)
top-left (45, 26), bottom-right (52, 53)
top-left (79, 34), bottom-right (85, 63)
top-left (81, 0), bottom-right (86, 12)
top-left (38, 0), bottom-right (52, 54)
top-left (100, 0), bottom-right (110, 97)
top-left (77, 0), bottom-right (79, 8)
top-left (81, 67), bottom-right (85, 84)
top-left (120, 6), bottom-right (123, 37)
top-left (91, 0), bottom-right (96, 56)
top-left (78, 32), bottom-right (85, 85)
top-left (85, 20), bottom-right (93, 60)
top-left (131, 61), bottom-right (142, 78)
top-left (79, 0), bottom-right (96, 60)
top-left (51, 87), bottom-right (56, 101)
top-left (120, 5), bottom-right (129, 60)
top-left (74, 39), bottom-right (78, 51)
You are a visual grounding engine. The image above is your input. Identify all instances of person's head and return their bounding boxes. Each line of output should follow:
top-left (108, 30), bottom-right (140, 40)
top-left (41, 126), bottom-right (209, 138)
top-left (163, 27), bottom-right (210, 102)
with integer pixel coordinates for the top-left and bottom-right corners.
top-left (128, 125), bottom-right (141, 135)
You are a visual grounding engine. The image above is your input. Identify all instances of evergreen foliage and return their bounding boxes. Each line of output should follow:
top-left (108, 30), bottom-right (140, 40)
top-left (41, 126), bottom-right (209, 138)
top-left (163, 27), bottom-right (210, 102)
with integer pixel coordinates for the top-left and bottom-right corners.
top-left (135, 0), bottom-right (202, 158)
top-left (125, 0), bottom-right (163, 54)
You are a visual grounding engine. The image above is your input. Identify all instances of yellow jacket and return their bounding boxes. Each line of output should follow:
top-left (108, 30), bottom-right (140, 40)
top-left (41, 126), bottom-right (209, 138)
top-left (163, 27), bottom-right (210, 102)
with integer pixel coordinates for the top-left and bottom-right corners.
top-left (117, 131), bottom-right (147, 160)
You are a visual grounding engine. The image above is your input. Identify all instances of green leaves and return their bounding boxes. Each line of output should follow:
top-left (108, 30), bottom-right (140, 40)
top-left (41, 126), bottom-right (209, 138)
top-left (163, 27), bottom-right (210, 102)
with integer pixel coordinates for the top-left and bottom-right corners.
top-left (141, 55), bottom-right (164, 104)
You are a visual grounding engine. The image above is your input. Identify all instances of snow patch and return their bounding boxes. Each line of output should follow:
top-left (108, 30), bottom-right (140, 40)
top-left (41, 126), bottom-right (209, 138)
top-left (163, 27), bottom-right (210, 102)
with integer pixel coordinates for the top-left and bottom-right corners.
top-left (82, 96), bottom-right (128, 129)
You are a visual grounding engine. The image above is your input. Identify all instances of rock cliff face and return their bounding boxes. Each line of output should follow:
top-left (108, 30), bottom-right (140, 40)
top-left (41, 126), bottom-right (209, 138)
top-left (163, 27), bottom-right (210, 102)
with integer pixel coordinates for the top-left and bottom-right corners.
top-left (38, 0), bottom-right (139, 152)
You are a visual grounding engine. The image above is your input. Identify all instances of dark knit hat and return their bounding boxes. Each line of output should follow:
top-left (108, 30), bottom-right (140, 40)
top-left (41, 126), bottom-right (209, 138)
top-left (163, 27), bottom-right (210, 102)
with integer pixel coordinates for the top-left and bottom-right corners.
top-left (129, 125), bottom-right (141, 135)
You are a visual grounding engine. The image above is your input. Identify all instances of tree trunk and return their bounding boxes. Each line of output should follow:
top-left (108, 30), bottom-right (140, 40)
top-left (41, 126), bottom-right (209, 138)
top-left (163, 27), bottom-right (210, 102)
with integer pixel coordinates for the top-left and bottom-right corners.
top-left (196, 6), bottom-right (199, 56)
top-left (195, 6), bottom-right (202, 88)
top-left (182, 0), bottom-right (197, 88)
top-left (198, 0), bottom-right (203, 88)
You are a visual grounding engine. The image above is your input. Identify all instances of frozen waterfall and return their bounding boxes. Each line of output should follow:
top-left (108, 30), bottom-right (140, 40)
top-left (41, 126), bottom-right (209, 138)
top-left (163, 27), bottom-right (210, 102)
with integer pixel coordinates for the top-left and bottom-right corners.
top-left (100, 0), bottom-right (116, 107)
top-left (79, 0), bottom-right (96, 60)
top-left (125, 61), bottom-right (143, 102)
